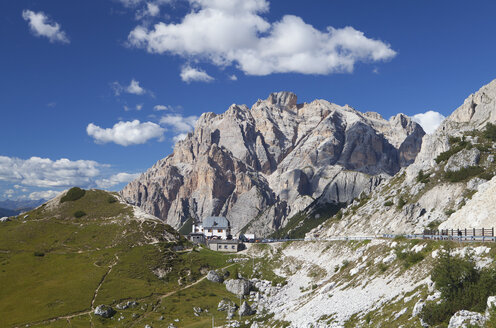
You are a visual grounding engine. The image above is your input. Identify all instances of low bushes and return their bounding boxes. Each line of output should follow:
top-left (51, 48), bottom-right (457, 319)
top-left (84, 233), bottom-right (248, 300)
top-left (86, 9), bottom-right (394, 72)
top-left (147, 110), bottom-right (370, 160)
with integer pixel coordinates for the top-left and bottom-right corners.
top-left (421, 245), bottom-right (496, 325)
top-left (444, 166), bottom-right (484, 182)
top-left (74, 210), bottom-right (87, 218)
top-left (60, 187), bottom-right (86, 203)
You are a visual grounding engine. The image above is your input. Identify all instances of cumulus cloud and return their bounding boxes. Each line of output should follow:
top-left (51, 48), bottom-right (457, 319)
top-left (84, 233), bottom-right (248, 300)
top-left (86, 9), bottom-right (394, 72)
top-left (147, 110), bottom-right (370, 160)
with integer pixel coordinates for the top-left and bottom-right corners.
top-left (112, 79), bottom-right (149, 96)
top-left (128, 0), bottom-right (396, 76)
top-left (127, 79), bottom-right (145, 94)
top-left (159, 114), bottom-right (198, 133)
top-left (136, 2), bottom-right (160, 19)
top-left (118, 0), bottom-right (170, 8)
top-left (28, 190), bottom-right (61, 201)
top-left (87, 120), bottom-right (165, 146)
top-left (180, 65), bottom-right (214, 83)
top-left (154, 104), bottom-right (172, 111)
top-left (411, 110), bottom-right (446, 134)
top-left (229, 74), bottom-right (238, 81)
top-left (0, 156), bottom-right (102, 188)
top-left (22, 10), bottom-right (69, 44)
top-left (95, 172), bottom-right (140, 188)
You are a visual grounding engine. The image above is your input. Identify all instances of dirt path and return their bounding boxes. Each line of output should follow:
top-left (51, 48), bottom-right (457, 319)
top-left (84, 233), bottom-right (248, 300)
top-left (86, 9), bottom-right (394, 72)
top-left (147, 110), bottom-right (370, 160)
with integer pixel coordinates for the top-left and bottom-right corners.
top-left (91, 254), bottom-right (119, 308)
top-left (16, 255), bottom-right (120, 328)
top-left (21, 260), bottom-right (235, 328)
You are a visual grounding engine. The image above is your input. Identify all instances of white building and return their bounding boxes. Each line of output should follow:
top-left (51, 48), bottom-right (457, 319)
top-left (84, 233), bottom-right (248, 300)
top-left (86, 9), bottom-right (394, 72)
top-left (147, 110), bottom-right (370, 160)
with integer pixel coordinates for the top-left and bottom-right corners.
top-left (192, 216), bottom-right (231, 240)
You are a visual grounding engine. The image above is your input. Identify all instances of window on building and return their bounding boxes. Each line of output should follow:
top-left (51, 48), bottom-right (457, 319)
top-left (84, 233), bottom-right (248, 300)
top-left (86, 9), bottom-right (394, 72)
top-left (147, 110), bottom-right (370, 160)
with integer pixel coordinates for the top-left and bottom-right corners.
top-left (208, 229), bottom-right (212, 232)
top-left (218, 229), bottom-right (223, 233)
top-left (224, 245), bottom-right (228, 249)
top-left (232, 245), bottom-right (235, 249)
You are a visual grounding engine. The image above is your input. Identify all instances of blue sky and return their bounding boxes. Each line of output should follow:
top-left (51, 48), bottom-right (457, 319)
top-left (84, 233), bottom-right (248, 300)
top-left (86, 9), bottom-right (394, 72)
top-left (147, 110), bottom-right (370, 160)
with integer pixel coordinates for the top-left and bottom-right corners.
top-left (1, 0), bottom-right (496, 201)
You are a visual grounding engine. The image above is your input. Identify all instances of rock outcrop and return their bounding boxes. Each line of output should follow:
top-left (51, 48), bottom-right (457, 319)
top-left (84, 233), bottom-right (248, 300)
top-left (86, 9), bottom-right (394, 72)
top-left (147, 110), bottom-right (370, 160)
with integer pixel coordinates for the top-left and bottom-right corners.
top-left (225, 278), bottom-right (251, 296)
top-left (311, 78), bottom-right (496, 237)
top-left (121, 92), bottom-right (424, 236)
top-left (207, 270), bottom-right (223, 283)
top-left (94, 305), bottom-right (116, 318)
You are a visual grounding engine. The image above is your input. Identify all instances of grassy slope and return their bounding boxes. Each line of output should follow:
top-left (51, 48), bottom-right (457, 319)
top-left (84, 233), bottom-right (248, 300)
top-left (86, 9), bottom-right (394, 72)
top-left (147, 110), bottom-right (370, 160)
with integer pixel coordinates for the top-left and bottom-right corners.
top-left (0, 189), bottom-right (246, 328)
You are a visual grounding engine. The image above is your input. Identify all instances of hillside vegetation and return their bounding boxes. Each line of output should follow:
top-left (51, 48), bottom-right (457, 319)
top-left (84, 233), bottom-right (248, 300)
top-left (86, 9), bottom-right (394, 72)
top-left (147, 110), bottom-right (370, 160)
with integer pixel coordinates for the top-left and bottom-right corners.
top-left (0, 188), bottom-right (246, 328)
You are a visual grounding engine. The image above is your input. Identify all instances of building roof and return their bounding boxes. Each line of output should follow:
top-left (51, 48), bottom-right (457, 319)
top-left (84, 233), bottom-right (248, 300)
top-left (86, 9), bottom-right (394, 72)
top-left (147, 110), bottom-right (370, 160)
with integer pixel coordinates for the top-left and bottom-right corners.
top-left (202, 216), bottom-right (229, 229)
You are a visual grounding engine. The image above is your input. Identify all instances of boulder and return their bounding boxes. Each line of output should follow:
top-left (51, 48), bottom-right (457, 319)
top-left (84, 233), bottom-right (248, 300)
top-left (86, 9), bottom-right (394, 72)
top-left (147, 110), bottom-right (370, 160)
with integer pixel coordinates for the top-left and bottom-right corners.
top-left (444, 148), bottom-right (480, 172)
top-left (0, 217), bottom-right (10, 222)
top-left (225, 279), bottom-right (251, 296)
top-left (116, 300), bottom-right (138, 310)
top-left (448, 310), bottom-right (486, 328)
top-left (218, 299), bottom-right (236, 311)
top-left (207, 270), bottom-right (223, 283)
top-left (94, 305), bottom-right (116, 318)
top-left (238, 301), bottom-right (254, 316)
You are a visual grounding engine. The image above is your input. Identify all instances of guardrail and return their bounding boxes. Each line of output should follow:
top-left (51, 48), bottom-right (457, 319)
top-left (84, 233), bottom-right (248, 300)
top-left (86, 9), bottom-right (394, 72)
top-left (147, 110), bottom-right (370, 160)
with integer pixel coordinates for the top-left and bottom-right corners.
top-left (383, 233), bottom-right (496, 242)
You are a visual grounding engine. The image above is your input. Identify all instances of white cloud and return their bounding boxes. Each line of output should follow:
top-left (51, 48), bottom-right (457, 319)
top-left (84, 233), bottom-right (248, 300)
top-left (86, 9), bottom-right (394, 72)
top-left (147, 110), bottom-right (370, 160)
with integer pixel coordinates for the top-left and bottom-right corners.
top-left (136, 104), bottom-right (143, 110)
top-left (159, 114), bottom-right (198, 133)
top-left (0, 156), bottom-right (102, 188)
top-left (87, 120), bottom-right (165, 146)
top-left (28, 190), bottom-right (61, 201)
top-left (180, 65), bottom-right (214, 83)
top-left (128, 0), bottom-right (396, 76)
top-left (173, 133), bottom-right (188, 143)
top-left (95, 172), bottom-right (140, 188)
top-left (118, 0), bottom-right (171, 8)
top-left (411, 110), bottom-right (446, 134)
top-left (229, 74), bottom-right (238, 81)
top-left (127, 79), bottom-right (146, 94)
top-left (112, 79), bottom-right (149, 96)
top-left (22, 10), bottom-right (69, 44)
top-left (154, 104), bottom-right (172, 111)
top-left (136, 2), bottom-right (160, 19)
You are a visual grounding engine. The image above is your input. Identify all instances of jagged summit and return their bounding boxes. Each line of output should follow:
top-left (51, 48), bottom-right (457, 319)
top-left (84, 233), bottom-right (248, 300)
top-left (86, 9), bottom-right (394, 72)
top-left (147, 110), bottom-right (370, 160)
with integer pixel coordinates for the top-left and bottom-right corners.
top-left (265, 91), bottom-right (298, 109)
top-left (121, 92), bottom-right (425, 237)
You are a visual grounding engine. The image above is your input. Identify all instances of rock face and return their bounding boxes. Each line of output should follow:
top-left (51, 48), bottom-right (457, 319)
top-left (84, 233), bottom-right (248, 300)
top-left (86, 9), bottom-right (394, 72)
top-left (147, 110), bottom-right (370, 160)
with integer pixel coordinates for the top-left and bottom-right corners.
top-left (121, 92), bottom-right (424, 236)
top-left (311, 78), bottom-right (496, 237)
top-left (225, 278), bottom-right (251, 296)
top-left (444, 148), bottom-right (480, 172)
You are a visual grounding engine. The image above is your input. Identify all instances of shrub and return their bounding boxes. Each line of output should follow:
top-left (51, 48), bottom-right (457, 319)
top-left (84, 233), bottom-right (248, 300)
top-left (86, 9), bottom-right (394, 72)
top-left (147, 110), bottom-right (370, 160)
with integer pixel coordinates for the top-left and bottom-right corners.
top-left (445, 166), bottom-right (484, 182)
top-left (421, 245), bottom-right (496, 325)
top-left (480, 171), bottom-right (495, 181)
top-left (33, 251), bottom-right (45, 257)
top-left (416, 170), bottom-right (431, 184)
top-left (483, 123), bottom-right (496, 141)
top-left (107, 196), bottom-right (117, 203)
top-left (60, 187), bottom-right (85, 203)
top-left (395, 248), bottom-right (425, 268)
top-left (384, 200), bottom-right (393, 207)
top-left (74, 210), bottom-right (86, 218)
top-left (449, 136), bottom-right (462, 144)
top-left (397, 196), bottom-right (406, 210)
top-left (435, 141), bottom-right (470, 164)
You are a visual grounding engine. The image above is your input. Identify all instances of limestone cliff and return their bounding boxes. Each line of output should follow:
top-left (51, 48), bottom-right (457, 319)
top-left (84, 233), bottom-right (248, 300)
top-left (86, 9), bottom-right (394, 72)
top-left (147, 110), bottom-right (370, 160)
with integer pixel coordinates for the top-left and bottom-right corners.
top-left (312, 78), bottom-right (496, 237)
top-left (121, 92), bottom-right (425, 236)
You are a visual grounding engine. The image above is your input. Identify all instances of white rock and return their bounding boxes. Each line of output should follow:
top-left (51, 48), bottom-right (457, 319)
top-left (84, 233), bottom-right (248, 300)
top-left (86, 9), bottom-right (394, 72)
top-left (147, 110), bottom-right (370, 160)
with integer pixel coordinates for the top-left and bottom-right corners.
top-left (448, 310), bottom-right (486, 328)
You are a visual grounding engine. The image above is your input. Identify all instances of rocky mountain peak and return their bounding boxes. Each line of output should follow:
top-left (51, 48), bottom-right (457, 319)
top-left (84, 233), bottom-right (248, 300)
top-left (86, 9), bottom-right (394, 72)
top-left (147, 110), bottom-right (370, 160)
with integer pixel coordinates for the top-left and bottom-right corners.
top-left (122, 91), bottom-right (425, 237)
top-left (266, 91), bottom-right (298, 109)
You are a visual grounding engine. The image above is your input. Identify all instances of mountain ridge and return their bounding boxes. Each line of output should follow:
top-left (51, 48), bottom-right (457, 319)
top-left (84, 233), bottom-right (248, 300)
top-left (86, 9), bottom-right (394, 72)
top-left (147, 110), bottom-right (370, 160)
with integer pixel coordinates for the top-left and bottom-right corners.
top-left (121, 91), bottom-right (425, 237)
